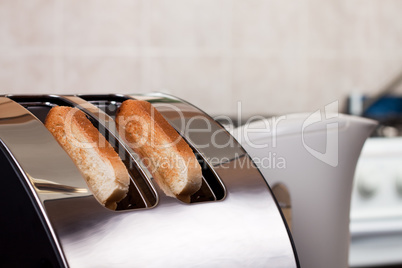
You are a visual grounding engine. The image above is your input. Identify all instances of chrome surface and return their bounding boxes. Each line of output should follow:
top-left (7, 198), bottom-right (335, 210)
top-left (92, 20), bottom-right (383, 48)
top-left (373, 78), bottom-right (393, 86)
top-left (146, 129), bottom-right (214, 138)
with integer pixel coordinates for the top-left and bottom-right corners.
top-left (0, 97), bottom-right (91, 267)
top-left (0, 94), bottom-right (298, 267)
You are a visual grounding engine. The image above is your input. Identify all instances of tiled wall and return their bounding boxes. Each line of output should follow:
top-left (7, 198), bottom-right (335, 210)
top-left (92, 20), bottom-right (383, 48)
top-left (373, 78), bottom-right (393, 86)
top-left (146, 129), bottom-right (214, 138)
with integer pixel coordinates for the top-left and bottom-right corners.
top-left (1, 0), bottom-right (402, 117)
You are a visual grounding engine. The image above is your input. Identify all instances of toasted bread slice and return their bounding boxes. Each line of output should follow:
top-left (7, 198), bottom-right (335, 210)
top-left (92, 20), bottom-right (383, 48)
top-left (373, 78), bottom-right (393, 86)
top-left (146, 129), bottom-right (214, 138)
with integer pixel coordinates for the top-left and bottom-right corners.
top-left (115, 100), bottom-right (202, 201)
top-left (45, 106), bottom-right (130, 210)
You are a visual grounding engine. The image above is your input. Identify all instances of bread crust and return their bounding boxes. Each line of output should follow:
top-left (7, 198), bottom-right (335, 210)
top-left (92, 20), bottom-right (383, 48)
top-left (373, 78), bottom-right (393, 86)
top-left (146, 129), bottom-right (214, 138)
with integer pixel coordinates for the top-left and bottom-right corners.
top-left (45, 106), bottom-right (130, 210)
top-left (116, 100), bottom-right (202, 201)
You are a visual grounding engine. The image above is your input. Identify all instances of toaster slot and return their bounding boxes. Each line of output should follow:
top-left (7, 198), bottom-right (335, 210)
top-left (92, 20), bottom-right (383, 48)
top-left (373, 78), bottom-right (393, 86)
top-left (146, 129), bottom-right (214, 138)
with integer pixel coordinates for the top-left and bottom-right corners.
top-left (79, 94), bottom-right (226, 203)
top-left (7, 95), bottom-right (157, 211)
top-left (194, 153), bottom-right (225, 201)
top-left (79, 114), bottom-right (157, 209)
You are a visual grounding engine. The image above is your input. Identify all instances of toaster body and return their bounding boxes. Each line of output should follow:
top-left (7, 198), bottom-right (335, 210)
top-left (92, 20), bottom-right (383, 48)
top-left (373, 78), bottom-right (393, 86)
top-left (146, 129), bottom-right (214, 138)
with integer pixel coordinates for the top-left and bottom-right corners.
top-left (0, 94), bottom-right (298, 267)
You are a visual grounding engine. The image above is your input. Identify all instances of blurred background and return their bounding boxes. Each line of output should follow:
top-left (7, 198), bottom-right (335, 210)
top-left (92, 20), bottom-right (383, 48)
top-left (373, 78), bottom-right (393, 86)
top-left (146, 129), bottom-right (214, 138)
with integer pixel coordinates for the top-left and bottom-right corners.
top-left (1, 0), bottom-right (402, 118)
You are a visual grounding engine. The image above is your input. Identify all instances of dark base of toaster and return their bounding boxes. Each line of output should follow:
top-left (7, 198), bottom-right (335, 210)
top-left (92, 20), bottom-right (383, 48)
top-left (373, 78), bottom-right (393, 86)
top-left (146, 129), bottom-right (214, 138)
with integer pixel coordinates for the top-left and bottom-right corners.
top-left (0, 145), bottom-right (63, 267)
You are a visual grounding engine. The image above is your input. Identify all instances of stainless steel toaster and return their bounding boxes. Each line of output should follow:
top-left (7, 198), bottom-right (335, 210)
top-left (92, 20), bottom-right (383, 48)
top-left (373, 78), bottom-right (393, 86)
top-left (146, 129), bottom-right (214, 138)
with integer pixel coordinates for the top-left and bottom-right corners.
top-left (0, 93), bottom-right (298, 267)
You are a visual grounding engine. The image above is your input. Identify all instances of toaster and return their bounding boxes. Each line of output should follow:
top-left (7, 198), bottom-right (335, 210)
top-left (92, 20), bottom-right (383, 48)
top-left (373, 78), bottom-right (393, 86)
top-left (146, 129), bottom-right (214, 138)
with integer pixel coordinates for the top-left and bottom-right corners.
top-left (0, 94), bottom-right (298, 267)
